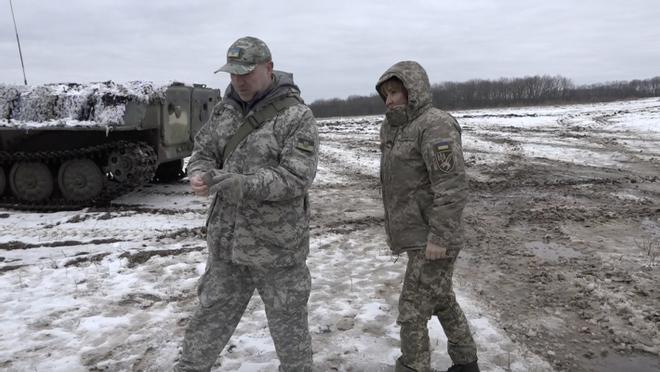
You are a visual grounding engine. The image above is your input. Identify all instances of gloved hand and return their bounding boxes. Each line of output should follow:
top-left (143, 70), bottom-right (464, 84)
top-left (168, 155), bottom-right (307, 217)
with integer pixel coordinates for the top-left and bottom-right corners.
top-left (425, 241), bottom-right (448, 260)
top-left (203, 171), bottom-right (247, 200)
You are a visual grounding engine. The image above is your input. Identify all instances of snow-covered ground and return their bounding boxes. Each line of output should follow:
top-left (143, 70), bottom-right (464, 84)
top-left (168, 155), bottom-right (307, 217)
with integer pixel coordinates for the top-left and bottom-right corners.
top-left (1, 98), bottom-right (659, 371)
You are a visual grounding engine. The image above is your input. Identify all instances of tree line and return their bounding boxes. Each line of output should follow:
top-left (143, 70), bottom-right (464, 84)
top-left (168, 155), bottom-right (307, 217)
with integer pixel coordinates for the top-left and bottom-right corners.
top-left (309, 75), bottom-right (660, 118)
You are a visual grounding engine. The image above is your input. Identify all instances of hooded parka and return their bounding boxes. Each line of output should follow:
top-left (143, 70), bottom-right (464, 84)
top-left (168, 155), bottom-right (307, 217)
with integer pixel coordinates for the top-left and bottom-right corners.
top-left (188, 70), bottom-right (319, 267)
top-left (376, 61), bottom-right (467, 256)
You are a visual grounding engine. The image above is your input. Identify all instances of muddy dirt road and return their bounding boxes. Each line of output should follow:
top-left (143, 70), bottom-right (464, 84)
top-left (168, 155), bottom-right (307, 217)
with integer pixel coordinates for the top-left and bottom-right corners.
top-left (317, 98), bottom-right (660, 372)
top-left (0, 98), bottom-right (658, 371)
top-left (456, 106), bottom-right (660, 372)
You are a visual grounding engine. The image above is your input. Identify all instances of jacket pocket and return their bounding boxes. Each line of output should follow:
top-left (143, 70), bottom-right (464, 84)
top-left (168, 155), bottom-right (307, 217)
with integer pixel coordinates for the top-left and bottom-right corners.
top-left (414, 189), bottom-right (433, 225)
top-left (236, 198), bottom-right (306, 250)
top-left (393, 138), bottom-right (419, 160)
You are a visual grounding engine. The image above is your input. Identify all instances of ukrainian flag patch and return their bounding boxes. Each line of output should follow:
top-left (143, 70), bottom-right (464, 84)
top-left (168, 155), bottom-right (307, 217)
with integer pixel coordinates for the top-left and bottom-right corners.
top-left (227, 47), bottom-right (242, 59)
top-left (296, 137), bottom-right (315, 153)
top-left (434, 141), bottom-right (451, 152)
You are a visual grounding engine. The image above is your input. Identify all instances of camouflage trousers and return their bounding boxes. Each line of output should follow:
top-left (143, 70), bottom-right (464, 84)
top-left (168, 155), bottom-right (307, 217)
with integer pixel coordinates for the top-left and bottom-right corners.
top-left (396, 250), bottom-right (477, 372)
top-left (174, 258), bottom-right (313, 372)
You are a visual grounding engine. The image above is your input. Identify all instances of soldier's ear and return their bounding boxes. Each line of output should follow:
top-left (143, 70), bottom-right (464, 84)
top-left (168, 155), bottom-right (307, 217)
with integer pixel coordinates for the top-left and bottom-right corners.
top-left (265, 61), bottom-right (274, 74)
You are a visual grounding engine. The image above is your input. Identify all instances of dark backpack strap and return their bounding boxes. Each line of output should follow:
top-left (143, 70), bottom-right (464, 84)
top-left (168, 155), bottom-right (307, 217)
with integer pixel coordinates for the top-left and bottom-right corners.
top-left (222, 96), bottom-right (301, 163)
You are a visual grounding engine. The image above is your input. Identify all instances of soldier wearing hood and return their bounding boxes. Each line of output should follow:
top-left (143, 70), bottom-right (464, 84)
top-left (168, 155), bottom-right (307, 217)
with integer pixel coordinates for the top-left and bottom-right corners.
top-left (376, 61), bottom-right (479, 372)
top-left (175, 36), bottom-right (318, 372)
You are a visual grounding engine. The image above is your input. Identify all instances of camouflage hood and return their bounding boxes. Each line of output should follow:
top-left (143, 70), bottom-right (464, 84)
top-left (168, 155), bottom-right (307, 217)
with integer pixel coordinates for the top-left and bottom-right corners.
top-left (224, 70), bottom-right (302, 114)
top-left (376, 61), bottom-right (433, 121)
top-left (377, 61), bottom-right (467, 255)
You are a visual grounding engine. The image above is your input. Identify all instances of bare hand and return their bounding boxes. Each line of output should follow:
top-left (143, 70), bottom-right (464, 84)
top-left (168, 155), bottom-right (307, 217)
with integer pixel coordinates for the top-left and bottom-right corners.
top-left (189, 174), bottom-right (209, 197)
top-left (425, 241), bottom-right (448, 260)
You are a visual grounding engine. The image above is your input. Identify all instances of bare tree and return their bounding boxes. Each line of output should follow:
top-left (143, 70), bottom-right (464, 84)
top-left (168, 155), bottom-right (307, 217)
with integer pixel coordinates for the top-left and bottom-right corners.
top-left (309, 75), bottom-right (660, 118)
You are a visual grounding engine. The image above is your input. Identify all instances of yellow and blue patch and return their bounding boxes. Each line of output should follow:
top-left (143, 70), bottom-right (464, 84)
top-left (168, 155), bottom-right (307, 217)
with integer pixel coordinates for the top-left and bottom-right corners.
top-left (296, 137), bottom-right (315, 153)
top-left (227, 47), bottom-right (242, 59)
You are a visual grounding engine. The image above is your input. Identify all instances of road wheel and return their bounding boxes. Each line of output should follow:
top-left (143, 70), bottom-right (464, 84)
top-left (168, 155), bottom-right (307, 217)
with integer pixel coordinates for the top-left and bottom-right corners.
top-left (58, 159), bottom-right (104, 201)
top-left (107, 147), bottom-right (137, 183)
top-left (0, 166), bottom-right (5, 196)
top-left (9, 162), bottom-right (54, 202)
top-left (106, 142), bottom-right (157, 186)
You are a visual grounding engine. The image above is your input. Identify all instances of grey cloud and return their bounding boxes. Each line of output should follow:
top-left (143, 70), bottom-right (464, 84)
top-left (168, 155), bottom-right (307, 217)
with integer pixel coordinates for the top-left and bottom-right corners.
top-left (1, 0), bottom-right (658, 101)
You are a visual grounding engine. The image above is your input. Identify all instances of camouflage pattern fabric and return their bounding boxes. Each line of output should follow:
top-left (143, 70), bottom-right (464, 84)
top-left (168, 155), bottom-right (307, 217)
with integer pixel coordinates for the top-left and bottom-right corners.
top-left (175, 258), bottom-right (312, 372)
top-left (397, 251), bottom-right (477, 371)
top-left (376, 61), bottom-right (467, 255)
top-left (376, 61), bottom-right (478, 370)
top-left (188, 70), bottom-right (319, 268)
top-left (176, 69), bottom-right (317, 371)
top-left (215, 36), bottom-right (272, 75)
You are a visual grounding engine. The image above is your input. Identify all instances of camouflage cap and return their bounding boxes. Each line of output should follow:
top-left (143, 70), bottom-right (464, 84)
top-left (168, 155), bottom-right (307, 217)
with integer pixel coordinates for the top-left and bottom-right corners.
top-left (214, 36), bottom-right (272, 75)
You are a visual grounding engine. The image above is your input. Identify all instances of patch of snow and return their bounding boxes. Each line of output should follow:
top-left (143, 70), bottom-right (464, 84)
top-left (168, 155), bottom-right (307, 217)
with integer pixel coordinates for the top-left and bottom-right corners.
top-left (0, 81), bottom-right (170, 128)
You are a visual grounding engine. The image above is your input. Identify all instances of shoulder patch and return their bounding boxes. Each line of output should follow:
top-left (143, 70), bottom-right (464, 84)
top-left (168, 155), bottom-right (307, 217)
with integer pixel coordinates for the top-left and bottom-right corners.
top-left (295, 136), bottom-right (315, 153)
top-left (211, 103), bottom-right (225, 117)
top-left (432, 140), bottom-right (455, 173)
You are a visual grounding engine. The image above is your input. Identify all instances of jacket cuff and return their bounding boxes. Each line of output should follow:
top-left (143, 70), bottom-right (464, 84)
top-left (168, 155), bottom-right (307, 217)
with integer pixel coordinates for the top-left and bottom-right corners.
top-left (427, 231), bottom-right (445, 246)
top-left (240, 174), bottom-right (258, 199)
top-left (200, 169), bottom-right (224, 185)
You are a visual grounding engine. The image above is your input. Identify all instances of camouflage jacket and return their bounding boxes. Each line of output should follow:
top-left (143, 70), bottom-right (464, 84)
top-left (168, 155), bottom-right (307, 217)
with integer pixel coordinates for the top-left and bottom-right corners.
top-left (188, 71), bottom-right (319, 267)
top-left (376, 61), bottom-right (468, 256)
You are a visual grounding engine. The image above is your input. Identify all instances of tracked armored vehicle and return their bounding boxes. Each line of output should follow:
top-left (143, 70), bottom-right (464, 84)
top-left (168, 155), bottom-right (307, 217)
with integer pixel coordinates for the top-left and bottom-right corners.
top-left (0, 81), bottom-right (221, 210)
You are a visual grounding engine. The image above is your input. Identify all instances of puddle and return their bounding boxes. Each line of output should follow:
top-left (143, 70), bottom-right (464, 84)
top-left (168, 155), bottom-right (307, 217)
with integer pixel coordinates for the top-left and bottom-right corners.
top-left (524, 241), bottom-right (583, 261)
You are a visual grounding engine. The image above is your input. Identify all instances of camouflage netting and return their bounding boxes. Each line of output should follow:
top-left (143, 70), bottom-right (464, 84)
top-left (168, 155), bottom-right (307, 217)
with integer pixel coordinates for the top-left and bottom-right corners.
top-left (0, 81), bottom-right (169, 128)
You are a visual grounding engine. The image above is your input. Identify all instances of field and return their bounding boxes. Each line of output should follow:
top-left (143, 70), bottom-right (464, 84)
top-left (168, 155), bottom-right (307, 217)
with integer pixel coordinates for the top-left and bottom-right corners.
top-left (1, 98), bottom-right (659, 372)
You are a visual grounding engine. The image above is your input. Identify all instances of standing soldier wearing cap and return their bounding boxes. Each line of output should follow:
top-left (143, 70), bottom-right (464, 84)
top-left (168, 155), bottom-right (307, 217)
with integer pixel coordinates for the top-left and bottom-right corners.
top-left (376, 61), bottom-right (480, 372)
top-left (174, 36), bottom-right (318, 372)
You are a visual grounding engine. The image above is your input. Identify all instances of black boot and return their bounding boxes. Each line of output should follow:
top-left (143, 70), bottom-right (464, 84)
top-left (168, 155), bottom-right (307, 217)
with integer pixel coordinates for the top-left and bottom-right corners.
top-left (395, 357), bottom-right (417, 372)
top-left (444, 360), bottom-right (480, 372)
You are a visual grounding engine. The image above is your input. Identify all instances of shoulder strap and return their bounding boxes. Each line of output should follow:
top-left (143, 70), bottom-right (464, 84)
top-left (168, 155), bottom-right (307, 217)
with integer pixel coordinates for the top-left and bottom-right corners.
top-left (223, 96), bottom-right (301, 163)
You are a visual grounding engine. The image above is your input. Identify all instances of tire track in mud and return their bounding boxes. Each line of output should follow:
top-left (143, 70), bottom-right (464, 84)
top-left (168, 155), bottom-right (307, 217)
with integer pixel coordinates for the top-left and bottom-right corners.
top-left (469, 171), bottom-right (659, 193)
top-left (0, 238), bottom-right (124, 251)
top-left (464, 106), bottom-right (660, 180)
top-left (312, 215), bottom-right (384, 235)
top-left (468, 156), bottom-right (660, 192)
top-left (459, 214), bottom-right (660, 371)
top-left (0, 185), bottom-right (208, 273)
top-left (119, 246), bottom-right (206, 268)
top-left (0, 264), bottom-right (26, 273)
top-left (97, 205), bottom-right (205, 215)
top-left (438, 105), bottom-right (660, 371)
top-left (559, 109), bottom-right (660, 168)
top-left (459, 158), bottom-right (660, 370)
top-left (468, 126), bottom-right (660, 166)
top-left (314, 136), bottom-right (383, 234)
top-left (2, 105), bottom-right (657, 371)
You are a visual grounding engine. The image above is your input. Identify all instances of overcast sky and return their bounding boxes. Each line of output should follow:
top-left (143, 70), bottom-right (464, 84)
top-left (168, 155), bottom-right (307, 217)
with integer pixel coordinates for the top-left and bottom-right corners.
top-left (1, 0), bottom-right (659, 102)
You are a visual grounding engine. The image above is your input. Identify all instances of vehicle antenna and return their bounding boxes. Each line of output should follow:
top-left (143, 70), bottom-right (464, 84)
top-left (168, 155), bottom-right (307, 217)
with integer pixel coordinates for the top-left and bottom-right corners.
top-left (9, 0), bottom-right (28, 85)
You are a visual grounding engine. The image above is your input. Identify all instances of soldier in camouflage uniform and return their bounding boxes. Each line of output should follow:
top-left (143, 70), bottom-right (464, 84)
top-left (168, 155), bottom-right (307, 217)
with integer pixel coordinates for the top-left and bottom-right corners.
top-left (174, 36), bottom-right (318, 372)
top-left (376, 61), bottom-right (480, 372)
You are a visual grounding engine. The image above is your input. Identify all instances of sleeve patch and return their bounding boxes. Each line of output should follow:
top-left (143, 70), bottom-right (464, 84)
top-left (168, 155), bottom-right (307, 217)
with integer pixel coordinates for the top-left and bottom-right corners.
top-left (432, 140), bottom-right (455, 173)
top-left (295, 137), bottom-right (315, 153)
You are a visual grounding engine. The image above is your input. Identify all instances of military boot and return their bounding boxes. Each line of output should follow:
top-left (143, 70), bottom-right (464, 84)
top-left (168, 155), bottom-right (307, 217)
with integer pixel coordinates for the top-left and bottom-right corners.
top-left (441, 361), bottom-right (480, 372)
top-left (395, 357), bottom-right (417, 372)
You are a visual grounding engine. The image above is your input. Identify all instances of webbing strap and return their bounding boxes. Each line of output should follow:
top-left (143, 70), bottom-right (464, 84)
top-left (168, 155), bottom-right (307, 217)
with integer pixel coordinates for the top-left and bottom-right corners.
top-left (223, 96), bottom-right (301, 163)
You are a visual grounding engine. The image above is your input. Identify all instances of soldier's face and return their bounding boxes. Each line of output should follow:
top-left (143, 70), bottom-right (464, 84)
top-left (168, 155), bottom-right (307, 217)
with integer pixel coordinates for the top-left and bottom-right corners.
top-left (231, 61), bottom-right (273, 102)
top-left (382, 80), bottom-right (408, 109)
